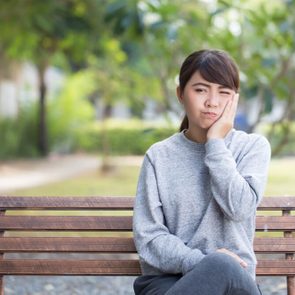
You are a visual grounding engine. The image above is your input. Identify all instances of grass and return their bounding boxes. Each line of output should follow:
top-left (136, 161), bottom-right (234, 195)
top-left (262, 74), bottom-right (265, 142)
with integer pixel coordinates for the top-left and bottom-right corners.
top-left (265, 157), bottom-right (295, 196)
top-left (9, 165), bottom-right (140, 196)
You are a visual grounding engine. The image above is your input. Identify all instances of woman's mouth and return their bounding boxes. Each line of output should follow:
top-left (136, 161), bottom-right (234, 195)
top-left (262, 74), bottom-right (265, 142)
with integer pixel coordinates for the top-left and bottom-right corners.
top-left (202, 112), bottom-right (218, 119)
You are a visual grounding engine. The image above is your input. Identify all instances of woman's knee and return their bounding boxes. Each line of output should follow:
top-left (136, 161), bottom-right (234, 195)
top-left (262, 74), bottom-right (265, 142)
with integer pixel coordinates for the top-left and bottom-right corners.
top-left (204, 252), bottom-right (240, 269)
top-left (195, 252), bottom-right (244, 279)
top-left (196, 253), bottom-right (260, 294)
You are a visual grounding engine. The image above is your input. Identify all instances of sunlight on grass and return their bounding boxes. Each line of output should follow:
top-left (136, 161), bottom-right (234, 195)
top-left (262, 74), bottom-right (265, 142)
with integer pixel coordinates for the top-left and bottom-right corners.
top-left (265, 157), bottom-right (295, 196)
top-left (9, 165), bottom-right (140, 196)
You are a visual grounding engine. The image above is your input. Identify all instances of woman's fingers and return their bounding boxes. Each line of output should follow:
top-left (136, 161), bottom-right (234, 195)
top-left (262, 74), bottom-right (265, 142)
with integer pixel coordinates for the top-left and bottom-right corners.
top-left (206, 92), bottom-right (239, 140)
top-left (230, 93), bottom-right (239, 117)
top-left (217, 248), bottom-right (248, 268)
top-left (223, 92), bottom-right (239, 119)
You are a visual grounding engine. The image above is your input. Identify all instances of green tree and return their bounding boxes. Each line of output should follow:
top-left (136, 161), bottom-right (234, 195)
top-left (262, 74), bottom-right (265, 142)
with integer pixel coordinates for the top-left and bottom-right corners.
top-left (0, 0), bottom-right (103, 155)
top-left (106, 0), bottom-right (295, 154)
top-left (207, 0), bottom-right (295, 154)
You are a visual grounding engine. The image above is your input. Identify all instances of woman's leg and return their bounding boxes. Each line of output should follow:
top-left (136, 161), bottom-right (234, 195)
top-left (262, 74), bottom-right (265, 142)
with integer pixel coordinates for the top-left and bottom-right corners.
top-left (134, 273), bottom-right (181, 295)
top-left (165, 252), bottom-right (261, 295)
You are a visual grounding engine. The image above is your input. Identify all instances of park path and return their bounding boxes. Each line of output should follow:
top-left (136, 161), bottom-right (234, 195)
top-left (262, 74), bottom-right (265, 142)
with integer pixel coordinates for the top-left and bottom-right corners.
top-left (0, 154), bottom-right (143, 193)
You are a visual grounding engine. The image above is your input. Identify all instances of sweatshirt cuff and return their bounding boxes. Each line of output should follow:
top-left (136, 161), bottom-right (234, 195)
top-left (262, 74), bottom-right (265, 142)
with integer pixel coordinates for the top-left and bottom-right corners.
top-left (181, 250), bottom-right (205, 274)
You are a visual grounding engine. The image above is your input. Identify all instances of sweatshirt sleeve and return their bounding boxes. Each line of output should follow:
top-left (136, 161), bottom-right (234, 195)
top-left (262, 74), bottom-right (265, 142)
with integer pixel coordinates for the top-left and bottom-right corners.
top-left (204, 135), bottom-right (271, 222)
top-left (133, 154), bottom-right (205, 274)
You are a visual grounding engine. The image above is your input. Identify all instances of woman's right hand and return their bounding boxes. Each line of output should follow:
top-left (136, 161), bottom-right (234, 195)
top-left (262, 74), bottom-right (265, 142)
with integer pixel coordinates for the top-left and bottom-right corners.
top-left (217, 248), bottom-right (248, 268)
top-left (207, 93), bottom-right (239, 140)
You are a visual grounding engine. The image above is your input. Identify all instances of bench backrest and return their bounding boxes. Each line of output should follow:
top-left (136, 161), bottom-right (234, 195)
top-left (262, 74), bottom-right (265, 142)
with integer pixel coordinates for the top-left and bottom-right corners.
top-left (0, 196), bottom-right (295, 291)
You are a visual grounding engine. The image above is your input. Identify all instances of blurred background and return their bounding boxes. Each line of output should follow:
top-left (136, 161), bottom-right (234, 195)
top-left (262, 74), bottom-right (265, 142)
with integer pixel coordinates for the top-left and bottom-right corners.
top-left (0, 0), bottom-right (295, 294)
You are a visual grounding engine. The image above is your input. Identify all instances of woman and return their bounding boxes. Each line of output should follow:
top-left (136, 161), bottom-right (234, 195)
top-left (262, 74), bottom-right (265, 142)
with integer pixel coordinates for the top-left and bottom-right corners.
top-left (133, 49), bottom-right (270, 295)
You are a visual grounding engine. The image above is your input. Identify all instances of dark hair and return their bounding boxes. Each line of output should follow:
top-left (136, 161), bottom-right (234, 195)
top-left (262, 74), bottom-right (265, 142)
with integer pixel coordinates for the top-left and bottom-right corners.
top-left (178, 49), bottom-right (240, 131)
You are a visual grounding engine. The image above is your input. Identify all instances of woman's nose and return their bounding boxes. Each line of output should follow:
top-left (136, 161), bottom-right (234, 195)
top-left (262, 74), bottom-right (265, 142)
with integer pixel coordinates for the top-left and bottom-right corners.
top-left (205, 93), bottom-right (219, 107)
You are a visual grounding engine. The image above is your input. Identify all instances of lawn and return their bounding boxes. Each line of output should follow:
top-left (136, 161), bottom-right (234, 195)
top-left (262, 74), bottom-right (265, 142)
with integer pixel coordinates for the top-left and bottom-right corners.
top-left (9, 165), bottom-right (140, 197)
top-left (265, 157), bottom-right (295, 196)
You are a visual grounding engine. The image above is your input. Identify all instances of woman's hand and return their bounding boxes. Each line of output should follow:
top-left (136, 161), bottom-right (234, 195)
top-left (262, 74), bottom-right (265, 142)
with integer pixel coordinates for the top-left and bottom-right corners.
top-left (217, 248), bottom-right (248, 268)
top-left (207, 93), bottom-right (239, 140)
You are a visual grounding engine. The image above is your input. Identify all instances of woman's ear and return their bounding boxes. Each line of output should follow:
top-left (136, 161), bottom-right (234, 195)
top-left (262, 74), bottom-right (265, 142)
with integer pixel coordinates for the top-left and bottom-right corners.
top-left (176, 86), bottom-right (184, 104)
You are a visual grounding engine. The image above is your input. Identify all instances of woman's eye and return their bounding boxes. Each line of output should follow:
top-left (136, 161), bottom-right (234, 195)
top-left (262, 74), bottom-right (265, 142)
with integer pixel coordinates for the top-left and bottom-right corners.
top-left (195, 88), bottom-right (206, 93)
top-left (220, 91), bottom-right (231, 95)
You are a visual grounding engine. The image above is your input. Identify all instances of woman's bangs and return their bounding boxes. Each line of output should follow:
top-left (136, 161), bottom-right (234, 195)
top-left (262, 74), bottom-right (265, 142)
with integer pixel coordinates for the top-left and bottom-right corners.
top-left (198, 62), bottom-right (235, 90)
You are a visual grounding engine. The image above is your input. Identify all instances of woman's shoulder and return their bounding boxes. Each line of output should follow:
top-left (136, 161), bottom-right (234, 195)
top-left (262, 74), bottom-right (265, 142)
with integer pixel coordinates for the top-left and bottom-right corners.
top-left (145, 132), bottom-right (181, 157)
top-left (229, 129), bottom-right (271, 152)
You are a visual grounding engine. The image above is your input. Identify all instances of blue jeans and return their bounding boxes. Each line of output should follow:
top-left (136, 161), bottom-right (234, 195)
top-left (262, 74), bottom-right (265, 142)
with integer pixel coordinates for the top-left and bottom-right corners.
top-left (134, 253), bottom-right (262, 295)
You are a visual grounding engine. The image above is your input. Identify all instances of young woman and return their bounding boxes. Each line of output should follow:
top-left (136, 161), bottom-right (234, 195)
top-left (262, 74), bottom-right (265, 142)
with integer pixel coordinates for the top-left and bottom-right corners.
top-left (132, 49), bottom-right (270, 295)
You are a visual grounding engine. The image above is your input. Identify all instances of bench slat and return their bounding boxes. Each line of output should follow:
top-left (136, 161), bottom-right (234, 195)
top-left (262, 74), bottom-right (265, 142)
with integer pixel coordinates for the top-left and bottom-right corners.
top-left (0, 259), bottom-right (294, 276)
top-left (0, 216), bottom-right (132, 231)
top-left (256, 216), bottom-right (295, 231)
top-left (1, 196), bottom-right (295, 210)
top-left (258, 197), bottom-right (295, 210)
top-left (0, 259), bottom-right (141, 275)
top-left (257, 260), bottom-right (295, 275)
top-left (254, 238), bottom-right (295, 253)
top-left (1, 216), bottom-right (295, 231)
top-left (0, 237), bottom-right (136, 252)
top-left (0, 196), bottom-right (134, 210)
top-left (1, 237), bottom-right (295, 253)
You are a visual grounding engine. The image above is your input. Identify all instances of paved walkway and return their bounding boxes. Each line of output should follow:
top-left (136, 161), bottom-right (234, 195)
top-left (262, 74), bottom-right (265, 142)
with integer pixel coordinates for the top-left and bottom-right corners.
top-left (0, 154), bottom-right (143, 193)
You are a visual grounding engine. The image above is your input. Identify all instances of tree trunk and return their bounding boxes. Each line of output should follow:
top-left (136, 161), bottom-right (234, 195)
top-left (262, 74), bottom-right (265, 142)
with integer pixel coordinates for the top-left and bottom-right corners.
top-left (100, 102), bottom-right (114, 173)
top-left (247, 87), bottom-right (265, 133)
top-left (267, 89), bottom-right (295, 157)
top-left (270, 122), bottom-right (291, 156)
top-left (37, 62), bottom-right (48, 156)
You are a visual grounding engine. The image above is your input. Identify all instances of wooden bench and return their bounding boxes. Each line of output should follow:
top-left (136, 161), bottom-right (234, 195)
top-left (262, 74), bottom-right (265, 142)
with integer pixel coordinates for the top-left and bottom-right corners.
top-left (0, 196), bottom-right (295, 295)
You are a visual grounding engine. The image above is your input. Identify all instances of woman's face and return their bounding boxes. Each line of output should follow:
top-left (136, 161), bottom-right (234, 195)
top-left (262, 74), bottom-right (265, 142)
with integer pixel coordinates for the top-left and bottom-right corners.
top-left (177, 71), bottom-right (236, 130)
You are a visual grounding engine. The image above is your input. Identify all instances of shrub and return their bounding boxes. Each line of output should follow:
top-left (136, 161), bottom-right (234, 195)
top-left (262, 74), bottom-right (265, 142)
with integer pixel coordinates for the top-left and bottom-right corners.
top-left (74, 119), bottom-right (177, 155)
top-left (0, 102), bottom-right (39, 159)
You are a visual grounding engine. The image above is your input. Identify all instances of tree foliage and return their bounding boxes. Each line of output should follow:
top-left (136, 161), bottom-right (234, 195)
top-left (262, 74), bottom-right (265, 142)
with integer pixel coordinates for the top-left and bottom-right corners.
top-left (0, 0), bottom-right (294, 157)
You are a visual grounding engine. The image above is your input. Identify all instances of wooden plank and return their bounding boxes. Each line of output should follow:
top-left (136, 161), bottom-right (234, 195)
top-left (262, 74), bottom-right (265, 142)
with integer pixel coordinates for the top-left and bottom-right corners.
top-left (258, 197), bottom-right (295, 210)
top-left (1, 237), bottom-right (295, 254)
top-left (1, 196), bottom-right (295, 210)
top-left (0, 210), bottom-right (5, 295)
top-left (2, 215), bottom-right (295, 231)
top-left (254, 238), bottom-right (295, 253)
top-left (0, 237), bottom-right (136, 253)
top-left (0, 216), bottom-right (132, 231)
top-left (0, 196), bottom-right (134, 210)
top-left (282, 209), bottom-right (295, 295)
top-left (256, 260), bottom-right (295, 276)
top-left (0, 259), bottom-right (294, 276)
top-left (287, 277), bottom-right (295, 295)
top-left (0, 259), bottom-right (141, 275)
top-left (256, 216), bottom-right (295, 231)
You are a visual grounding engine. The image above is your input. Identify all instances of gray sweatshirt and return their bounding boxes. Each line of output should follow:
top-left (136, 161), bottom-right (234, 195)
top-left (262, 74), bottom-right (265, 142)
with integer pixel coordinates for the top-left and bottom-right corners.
top-left (133, 129), bottom-right (271, 279)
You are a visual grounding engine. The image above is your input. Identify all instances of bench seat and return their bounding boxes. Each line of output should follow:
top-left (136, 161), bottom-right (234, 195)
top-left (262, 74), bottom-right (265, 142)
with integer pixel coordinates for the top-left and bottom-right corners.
top-left (1, 196), bottom-right (295, 294)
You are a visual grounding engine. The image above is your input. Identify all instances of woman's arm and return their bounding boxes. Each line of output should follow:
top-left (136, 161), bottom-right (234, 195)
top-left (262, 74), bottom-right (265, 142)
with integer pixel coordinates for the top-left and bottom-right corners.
top-left (204, 135), bottom-right (271, 221)
top-left (133, 155), bottom-right (205, 274)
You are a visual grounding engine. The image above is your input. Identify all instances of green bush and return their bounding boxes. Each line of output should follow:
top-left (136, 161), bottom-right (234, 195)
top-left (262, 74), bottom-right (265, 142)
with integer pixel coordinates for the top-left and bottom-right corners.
top-left (257, 122), bottom-right (295, 157)
top-left (74, 120), bottom-right (177, 155)
top-left (47, 71), bottom-right (95, 154)
top-left (0, 102), bottom-right (39, 159)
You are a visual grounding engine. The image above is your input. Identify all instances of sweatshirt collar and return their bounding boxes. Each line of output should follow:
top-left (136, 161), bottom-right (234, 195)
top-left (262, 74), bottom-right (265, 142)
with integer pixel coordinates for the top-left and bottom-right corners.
top-left (179, 129), bottom-right (234, 149)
